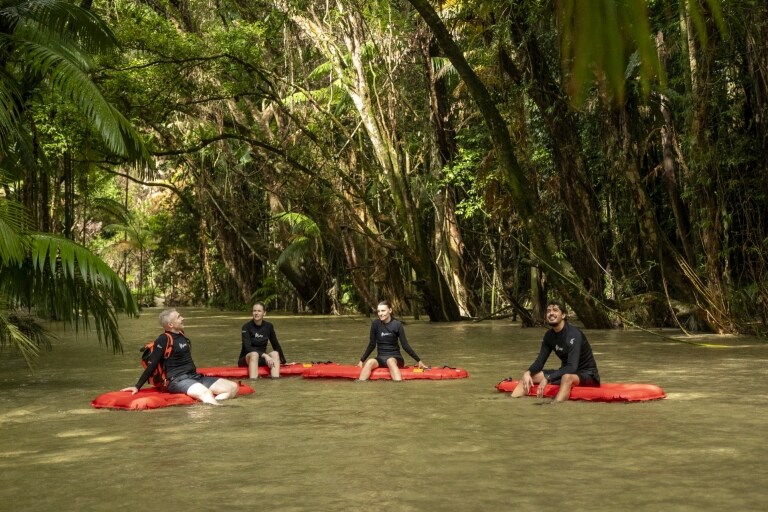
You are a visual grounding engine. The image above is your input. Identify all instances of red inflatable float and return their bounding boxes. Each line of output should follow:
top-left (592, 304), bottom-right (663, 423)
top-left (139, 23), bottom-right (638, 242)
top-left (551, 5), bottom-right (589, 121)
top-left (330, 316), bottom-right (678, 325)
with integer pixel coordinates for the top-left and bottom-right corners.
top-left (91, 382), bottom-right (255, 410)
top-left (197, 362), bottom-right (338, 379)
top-left (495, 379), bottom-right (666, 402)
top-left (302, 364), bottom-right (469, 380)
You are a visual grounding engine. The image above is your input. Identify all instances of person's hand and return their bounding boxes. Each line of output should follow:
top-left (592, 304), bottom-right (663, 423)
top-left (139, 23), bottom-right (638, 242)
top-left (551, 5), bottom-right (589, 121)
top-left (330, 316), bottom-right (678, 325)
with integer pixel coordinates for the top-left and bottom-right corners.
top-left (416, 361), bottom-right (428, 369)
top-left (357, 361), bottom-right (363, 368)
top-left (120, 386), bottom-right (138, 395)
top-left (522, 373), bottom-right (534, 393)
top-left (536, 378), bottom-right (548, 398)
top-left (263, 354), bottom-right (275, 368)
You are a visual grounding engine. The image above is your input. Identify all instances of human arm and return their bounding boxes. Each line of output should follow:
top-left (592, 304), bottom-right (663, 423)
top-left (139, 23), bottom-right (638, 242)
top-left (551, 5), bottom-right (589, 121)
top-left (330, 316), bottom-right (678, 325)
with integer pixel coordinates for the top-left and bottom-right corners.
top-left (359, 322), bottom-right (378, 362)
top-left (240, 324), bottom-right (252, 359)
top-left (268, 324), bottom-right (287, 364)
top-left (521, 371), bottom-right (535, 394)
top-left (527, 338), bottom-right (552, 376)
top-left (133, 334), bottom-right (167, 390)
top-left (396, 322), bottom-right (422, 363)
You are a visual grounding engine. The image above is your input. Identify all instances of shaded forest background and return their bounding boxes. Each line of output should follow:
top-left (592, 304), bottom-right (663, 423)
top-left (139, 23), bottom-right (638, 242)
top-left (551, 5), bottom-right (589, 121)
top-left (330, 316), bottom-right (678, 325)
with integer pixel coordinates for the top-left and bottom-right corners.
top-left (2, 0), bottom-right (767, 357)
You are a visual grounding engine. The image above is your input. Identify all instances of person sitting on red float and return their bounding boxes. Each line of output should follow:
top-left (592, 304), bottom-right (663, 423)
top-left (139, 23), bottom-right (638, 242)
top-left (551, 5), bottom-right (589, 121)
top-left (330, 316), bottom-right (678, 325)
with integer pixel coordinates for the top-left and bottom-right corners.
top-left (121, 308), bottom-right (239, 405)
top-left (357, 300), bottom-right (427, 381)
top-left (510, 301), bottom-right (600, 403)
top-left (238, 301), bottom-right (286, 379)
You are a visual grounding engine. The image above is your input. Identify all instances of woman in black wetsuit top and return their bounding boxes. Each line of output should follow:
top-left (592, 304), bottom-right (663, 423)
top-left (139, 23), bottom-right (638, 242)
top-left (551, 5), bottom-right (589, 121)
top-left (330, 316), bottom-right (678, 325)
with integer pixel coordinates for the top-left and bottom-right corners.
top-left (357, 300), bottom-right (427, 381)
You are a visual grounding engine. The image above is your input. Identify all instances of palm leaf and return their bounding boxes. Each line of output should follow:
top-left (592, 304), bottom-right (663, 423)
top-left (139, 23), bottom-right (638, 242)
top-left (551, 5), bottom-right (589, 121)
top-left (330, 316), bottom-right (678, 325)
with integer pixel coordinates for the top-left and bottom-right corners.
top-left (0, 198), bottom-right (29, 265)
top-left (0, 306), bottom-right (48, 367)
top-left (0, 0), bottom-right (120, 55)
top-left (0, 64), bottom-right (22, 146)
top-left (15, 39), bottom-right (148, 162)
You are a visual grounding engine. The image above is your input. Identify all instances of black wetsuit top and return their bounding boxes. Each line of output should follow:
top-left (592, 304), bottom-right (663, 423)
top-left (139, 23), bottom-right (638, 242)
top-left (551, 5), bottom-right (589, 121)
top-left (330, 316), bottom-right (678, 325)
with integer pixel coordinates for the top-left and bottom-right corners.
top-left (527, 323), bottom-right (599, 383)
top-left (360, 318), bottom-right (420, 363)
top-left (239, 320), bottom-right (286, 364)
top-left (135, 331), bottom-right (197, 389)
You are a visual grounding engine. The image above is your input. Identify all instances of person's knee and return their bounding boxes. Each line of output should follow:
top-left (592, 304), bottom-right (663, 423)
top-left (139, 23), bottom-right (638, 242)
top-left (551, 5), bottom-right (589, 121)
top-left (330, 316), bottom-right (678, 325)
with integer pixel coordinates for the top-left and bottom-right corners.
top-left (364, 359), bottom-right (378, 369)
top-left (186, 382), bottom-right (209, 398)
top-left (561, 374), bottom-right (579, 386)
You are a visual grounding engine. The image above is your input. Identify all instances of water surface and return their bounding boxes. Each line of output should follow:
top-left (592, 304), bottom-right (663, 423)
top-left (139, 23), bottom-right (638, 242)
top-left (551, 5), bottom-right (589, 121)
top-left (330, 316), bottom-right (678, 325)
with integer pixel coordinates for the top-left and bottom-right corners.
top-left (1, 309), bottom-right (766, 511)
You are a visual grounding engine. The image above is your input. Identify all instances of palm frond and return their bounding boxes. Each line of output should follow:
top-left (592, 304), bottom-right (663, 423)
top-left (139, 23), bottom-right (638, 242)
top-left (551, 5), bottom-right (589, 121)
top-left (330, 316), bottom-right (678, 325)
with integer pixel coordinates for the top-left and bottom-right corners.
top-left (31, 233), bottom-right (133, 299)
top-left (0, 306), bottom-right (48, 367)
top-left (13, 38), bottom-right (150, 163)
top-left (85, 197), bottom-right (129, 224)
top-left (275, 211), bottom-right (321, 238)
top-left (0, 199), bottom-right (29, 265)
top-left (0, 64), bottom-right (22, 148)
top-left (1, 0), bottom-right (120, 55)
top-left (18, 234), bottom-right (138, 352)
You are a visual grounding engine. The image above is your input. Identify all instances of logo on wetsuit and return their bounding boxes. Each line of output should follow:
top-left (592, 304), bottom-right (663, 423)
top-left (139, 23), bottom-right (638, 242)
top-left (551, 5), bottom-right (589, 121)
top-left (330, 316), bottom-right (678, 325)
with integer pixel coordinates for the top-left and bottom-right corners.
top-left (569, 338), bottom-right (575, 345)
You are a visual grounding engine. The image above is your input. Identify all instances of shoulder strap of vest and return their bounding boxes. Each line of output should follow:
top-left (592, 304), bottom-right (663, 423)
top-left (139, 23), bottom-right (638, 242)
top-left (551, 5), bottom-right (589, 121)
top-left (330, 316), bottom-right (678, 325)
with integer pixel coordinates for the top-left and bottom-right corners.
top-left (163, 332), bottom-right (173, 359)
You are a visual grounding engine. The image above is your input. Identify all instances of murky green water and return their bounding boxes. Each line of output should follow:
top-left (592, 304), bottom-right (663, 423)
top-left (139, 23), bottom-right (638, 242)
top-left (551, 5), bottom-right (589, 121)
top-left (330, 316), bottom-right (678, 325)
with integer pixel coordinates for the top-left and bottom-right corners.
top-left (1, 308), bottom-right (766, 511)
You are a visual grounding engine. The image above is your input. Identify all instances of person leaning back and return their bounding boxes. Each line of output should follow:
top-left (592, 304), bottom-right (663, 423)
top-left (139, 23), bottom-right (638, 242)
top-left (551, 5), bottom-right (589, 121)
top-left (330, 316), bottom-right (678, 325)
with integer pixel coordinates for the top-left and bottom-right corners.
top-left (122, 308), bottom-right (239, 405)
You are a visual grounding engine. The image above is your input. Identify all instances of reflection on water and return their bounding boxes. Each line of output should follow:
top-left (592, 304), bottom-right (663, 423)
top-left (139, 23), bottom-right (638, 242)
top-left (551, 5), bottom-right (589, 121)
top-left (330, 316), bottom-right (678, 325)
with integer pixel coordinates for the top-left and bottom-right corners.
top-left (0, 309), bottom-right (766, 511)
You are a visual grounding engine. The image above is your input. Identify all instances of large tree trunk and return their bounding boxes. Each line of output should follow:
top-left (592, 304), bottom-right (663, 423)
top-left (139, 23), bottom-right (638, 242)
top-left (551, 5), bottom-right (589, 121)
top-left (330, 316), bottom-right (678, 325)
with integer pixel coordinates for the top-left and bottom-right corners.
top-left (420, 29), bottom-right (471, 317)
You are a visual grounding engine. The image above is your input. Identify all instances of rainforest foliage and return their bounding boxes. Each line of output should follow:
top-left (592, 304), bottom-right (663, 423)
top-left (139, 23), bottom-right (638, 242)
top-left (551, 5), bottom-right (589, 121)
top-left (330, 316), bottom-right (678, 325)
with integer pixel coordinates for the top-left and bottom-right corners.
top-left (2, 0), bottom-right (767, 359)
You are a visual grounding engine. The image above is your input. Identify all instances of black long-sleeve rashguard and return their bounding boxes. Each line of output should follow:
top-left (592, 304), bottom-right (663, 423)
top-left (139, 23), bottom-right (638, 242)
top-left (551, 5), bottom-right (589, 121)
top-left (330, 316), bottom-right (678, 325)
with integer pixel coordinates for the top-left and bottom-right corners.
top-left (239, 320), bottom-right (286, 364)
top-left (135, 331), bottom-right (197, 389)
top-left (528, 323), bottom-right (599, 384)
top-left (360, 318), bottom-right (420, 363)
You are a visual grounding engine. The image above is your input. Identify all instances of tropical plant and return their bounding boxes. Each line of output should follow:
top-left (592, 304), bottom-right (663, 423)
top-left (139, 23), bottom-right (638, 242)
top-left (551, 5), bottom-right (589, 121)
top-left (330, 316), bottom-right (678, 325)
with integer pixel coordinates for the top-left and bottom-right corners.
top-left (0, 0), bottom-right (146, 364)
top-left (0, 0), bottom-right (149, 163)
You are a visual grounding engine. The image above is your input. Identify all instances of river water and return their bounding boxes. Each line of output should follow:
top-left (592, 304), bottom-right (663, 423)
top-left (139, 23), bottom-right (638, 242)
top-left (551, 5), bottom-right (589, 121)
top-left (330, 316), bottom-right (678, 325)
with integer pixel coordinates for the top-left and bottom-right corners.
top-left (0, 308), bottom-right (766, 511)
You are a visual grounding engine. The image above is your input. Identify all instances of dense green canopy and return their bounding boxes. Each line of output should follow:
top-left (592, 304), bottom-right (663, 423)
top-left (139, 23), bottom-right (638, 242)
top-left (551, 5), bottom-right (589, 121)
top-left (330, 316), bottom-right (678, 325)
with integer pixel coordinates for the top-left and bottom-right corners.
top-left (2, 0), bottom-right (767, 362)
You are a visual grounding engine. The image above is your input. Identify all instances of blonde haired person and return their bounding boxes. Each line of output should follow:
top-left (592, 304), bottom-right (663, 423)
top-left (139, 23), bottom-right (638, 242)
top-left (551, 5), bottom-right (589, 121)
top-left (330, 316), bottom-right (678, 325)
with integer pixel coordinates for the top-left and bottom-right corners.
top-left (122, 309), bottom-right (239, 405)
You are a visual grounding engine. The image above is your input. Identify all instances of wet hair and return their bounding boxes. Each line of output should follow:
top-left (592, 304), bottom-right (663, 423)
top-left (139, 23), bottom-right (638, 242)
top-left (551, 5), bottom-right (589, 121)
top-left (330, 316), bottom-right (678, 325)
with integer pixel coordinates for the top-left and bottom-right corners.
top-left (377, 300), bottom-right (392, 309)
top-left (159, 308), bottom-right (177, 327)
top-left (546, 301), bottom-right (567, 316)
top-left (252, 301), bottom-right (266, 311)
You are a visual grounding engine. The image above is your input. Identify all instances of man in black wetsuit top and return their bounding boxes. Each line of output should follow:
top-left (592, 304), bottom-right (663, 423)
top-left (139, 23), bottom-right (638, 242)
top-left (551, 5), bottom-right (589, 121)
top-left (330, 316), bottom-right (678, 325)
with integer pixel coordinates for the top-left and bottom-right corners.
top-left (238, 301), bottom-right (286, 379)
top-left (510, 301), bottom-right (600, 403)
top-left (357, 300), bottom-right (427, 381)
top-left (122, 309), bottom-right (239, 405)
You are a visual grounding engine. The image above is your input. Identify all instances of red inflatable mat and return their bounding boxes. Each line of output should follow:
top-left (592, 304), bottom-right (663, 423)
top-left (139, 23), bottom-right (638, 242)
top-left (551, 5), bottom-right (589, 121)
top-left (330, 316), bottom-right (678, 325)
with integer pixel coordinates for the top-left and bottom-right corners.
top-left (495, 379), bottom-right (665, 402)
top-left (197, 362), bottom-right (338, 379)
top-left (302, 364), bottom-right (469, 380)
top-left (91, 382), bottom-right (254, 410)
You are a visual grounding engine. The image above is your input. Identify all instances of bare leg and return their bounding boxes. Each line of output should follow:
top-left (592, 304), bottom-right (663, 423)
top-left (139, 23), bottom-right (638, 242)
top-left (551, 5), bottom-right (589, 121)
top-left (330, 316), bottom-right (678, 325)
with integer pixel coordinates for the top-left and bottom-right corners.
top-left (266, 351), bottom-right (281, 378)
top-left (210, 378), bottom-right (239, 401)
top-left (186, 382), bottom-right (220, 405)
top-left (387, 358), bottom-right (403, 381)
top-left (510, 371), bottom-right (545, 398)
top-left (358, 359), bottom-right (379, 381)
top-left (554, 374), bottom-right (580, 402)
top-left (246, 352), bottom-right (260, 379)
